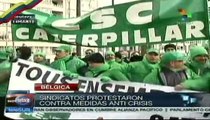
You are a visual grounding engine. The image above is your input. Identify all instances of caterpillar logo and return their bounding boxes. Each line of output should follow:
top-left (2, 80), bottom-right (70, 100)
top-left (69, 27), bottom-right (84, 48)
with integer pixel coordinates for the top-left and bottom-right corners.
top-left (0, 0), bottom-right (42, 24)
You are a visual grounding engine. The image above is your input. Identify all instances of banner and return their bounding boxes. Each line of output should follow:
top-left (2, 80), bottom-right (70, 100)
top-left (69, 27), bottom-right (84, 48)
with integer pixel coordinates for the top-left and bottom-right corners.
top-left (12, 0), bottom-right (209, 47)
top-left (4, 59), bottom-right (210, 119)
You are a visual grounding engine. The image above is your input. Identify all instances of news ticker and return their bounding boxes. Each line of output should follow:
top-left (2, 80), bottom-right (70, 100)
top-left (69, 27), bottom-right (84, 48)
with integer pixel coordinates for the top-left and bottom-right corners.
top-left (33, 107), bottom-right (210, 113)
top-left (5, 92), bottom-right (210, 113)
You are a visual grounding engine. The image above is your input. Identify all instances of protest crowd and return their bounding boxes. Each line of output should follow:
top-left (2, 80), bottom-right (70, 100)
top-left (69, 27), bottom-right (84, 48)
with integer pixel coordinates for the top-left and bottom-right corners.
top-left (0, 43), bottom-right (210, 119)
top-left (1, 43), bottom-right (210, 93)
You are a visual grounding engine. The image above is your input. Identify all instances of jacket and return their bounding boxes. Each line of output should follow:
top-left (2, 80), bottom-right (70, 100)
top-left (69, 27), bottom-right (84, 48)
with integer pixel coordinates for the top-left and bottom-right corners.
top-left (120, 56), bottom-right (159, 82)
top-left (143, 66), bottom-right (199, 86)
top-left (50, 55), bottom-right (86, 75)
top-left (85, 63), bottom-right (128, 81)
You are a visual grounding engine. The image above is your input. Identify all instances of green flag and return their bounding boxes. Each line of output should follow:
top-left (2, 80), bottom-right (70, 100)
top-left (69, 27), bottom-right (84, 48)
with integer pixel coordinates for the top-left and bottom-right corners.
top-left (12, 0), bottom-right (210, 47)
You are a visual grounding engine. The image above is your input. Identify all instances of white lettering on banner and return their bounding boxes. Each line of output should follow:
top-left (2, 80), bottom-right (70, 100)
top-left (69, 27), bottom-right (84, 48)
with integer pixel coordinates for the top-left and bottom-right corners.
top-left (82, 34), bottom-right (98, 46)
top-left (126, 2), bottom-right (153, 25)
top-left (165, 25), bottom-right (183, 41)
top-left (134, 30), bottom-right (147, 44)
top-left (91, 8), bottom-right (116, 29)
top-left (15, 21), bottom-right (205, 46)
top-left (52, 34), bottom-right (61, 42)
top-left (102, 32), bottom-right (117, 46)
top-left (33, 28), bottom-right (48, 40)
top-left (16, 28), bottom-right (29, 39)
top-left (186, 21), bottom-right (205, 38)
top-left (62, 35), bottom-right (77, 43)
top-left (148, 28), bottom-right (161, 42)
top-left (122, 31), bottom-right (129, 45)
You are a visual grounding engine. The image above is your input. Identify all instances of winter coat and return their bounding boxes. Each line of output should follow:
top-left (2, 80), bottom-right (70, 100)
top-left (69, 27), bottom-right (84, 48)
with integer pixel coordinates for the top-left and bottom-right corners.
top-left (107, 59), bottom-right (122, 69)
top-left (120, 56), bottom-right (159, 82)
top-left (85, 63), bottom-right (128, 81)
top-left (143, 66), bottom-right (199, 86)
top-left (50, 55), bottom-right (86, 75)
top-left (186, 61), bottom-right (210, 76)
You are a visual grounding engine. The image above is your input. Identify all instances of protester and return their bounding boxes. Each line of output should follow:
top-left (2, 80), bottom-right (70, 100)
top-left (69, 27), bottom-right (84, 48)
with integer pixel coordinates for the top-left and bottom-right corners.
top-left (120, 50), bottom-right (129, 63)
top-left (186, 46), bottom-right (210, 76)
top-left (144, 51), bottom-right (199, 86)
top-left (16, 46), bottom-right (32, 60)
top-left (82, 49), bottom-right (94, 63)
top-left (164, 44), bottom-right (176, 52)
top-left (115, 51), bottom-right (127, 65)
top-left (50, 45), bottom-right (86, 78)
top-left (105, 50), bottom-right (121, 68)
top-left (120, 48), bottom-right (160, 82)
top-left (33, 51), bottom-right (49, 66)
top-left (85, 53), bottom-right (129, 82)
top-left (78, 49), bottom-right (95, 76)
top-left (130, 51), bottom-right (143, 62)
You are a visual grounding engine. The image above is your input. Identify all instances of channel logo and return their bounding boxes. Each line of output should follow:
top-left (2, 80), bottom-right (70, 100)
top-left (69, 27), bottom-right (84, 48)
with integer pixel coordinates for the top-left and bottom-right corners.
top-left (6, 94), bottom-right (34, 113)
top-left (15, 96), bottom-right (32, 106)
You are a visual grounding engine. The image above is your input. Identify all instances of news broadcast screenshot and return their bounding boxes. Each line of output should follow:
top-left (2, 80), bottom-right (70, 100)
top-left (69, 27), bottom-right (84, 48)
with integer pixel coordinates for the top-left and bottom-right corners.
top-left (0, 0), bottom-right (210, 119)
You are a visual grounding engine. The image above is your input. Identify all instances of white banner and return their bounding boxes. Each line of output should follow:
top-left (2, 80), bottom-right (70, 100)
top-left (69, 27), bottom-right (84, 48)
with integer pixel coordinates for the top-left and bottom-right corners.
top-left (4, 59), bottom-right (209, 120)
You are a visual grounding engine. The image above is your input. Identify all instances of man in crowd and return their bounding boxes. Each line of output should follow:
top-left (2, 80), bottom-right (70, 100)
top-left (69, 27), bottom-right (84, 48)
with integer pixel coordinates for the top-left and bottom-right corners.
top-left (16, 46), bottom-right (32, 61)
top-left (186, 46), bottom-right (210, 76)
top-left (33, 51), bottom-right (49, 66)
top-left (105, 50), bottom-right (121, 69)
top-left (120, 48), bottom-right (160, 82)
top-left (144, 51), bottom-right (198, 86)
top-left (78, 49), bottom-right (95, 76)
top-left (130, 51), bottom-right (143, 62)
top-left (164, 44), bottom-right (176, 52)
top-left (115, 51), bottom-right (127, 65)
top-left (85, 53), bottom-right (129, 82)
top-left (50, 45), bottom-right (86, 77)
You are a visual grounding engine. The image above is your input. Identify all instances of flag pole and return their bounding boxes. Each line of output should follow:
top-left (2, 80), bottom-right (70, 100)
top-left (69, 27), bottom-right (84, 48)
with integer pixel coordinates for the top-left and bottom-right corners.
top-left (5, 23), bottom-right (8, 48)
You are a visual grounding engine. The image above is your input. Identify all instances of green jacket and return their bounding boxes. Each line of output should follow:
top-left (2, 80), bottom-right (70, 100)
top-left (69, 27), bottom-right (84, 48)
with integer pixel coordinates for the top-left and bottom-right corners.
top-left (186, 61), bottom-right (210, 76)
top-left (85, 63), bottom-right (128, 81)
top-left (107, 60), bottom-right (122, 69)
top-left (50, 56), bottom-right (86, 75)
top-left (0, 60), bottom-right (12, 97)
top-left (143, 66), bottom-right (199, 86)
top-left (36, 60), bottom-right (50, 66)
top-left (120, 56), bottom-right (159, 82)
top-left (182, 74), bottom-right (210, 91)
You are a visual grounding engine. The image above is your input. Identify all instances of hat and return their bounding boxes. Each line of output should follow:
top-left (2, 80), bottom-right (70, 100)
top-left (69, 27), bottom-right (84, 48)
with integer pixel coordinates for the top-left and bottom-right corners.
top-left (161, 51), bottom-right (186, 65)
top-left (105, 51), bottom-right (115, 55)
top-left (56, 45), bottom-right (72, 52)
top-left (0, 51), bottom-right (8, 60)
top-left (87, 53), bottom-right (105, 63)
top-left (190, 46), bottom-right (208, 59)
top-left (147, 48), bottom-right (159, 54)
top-left (34, 51), bottom-right (46, 58)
